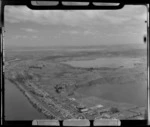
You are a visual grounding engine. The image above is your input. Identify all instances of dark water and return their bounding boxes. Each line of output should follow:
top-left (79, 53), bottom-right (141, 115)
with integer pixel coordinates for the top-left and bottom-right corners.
top-left (5, 80), bottom-right (46, 120)
top-left (77, 82), bottom-right (147, 107)
top-left (63, 57), bottom-right (142, 68)
top-left (65, 57), bottom-right (147, 107)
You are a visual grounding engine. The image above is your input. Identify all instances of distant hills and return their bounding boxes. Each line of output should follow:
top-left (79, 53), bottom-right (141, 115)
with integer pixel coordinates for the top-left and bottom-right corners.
top-left (5, 43), bottom-right (146, 52)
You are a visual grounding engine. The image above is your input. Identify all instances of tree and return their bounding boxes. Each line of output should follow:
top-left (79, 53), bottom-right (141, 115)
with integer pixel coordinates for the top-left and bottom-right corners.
top-left (110, 107), bottom-right (119, 114)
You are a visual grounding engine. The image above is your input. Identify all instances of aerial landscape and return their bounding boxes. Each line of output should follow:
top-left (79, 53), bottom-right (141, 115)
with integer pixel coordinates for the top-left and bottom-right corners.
top-left (5, 44), bottom-right (147, 120)
top-left (4, 5), bottom-right (147, 120)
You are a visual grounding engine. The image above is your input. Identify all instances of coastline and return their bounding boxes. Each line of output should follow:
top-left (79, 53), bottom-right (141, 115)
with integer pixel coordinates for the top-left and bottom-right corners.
top-left (7, 79), bottom-right (56, 119)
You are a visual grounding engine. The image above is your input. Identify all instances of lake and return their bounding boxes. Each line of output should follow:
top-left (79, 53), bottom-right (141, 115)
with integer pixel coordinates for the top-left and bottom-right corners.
top-left (64, 57), bottom-right (147, 107)
top-left (63, 57), bottom-right (143, 68)
top-left (77, 82), bottom-right (147, 107)
top-left (5, 80), bottom-right (46, 120)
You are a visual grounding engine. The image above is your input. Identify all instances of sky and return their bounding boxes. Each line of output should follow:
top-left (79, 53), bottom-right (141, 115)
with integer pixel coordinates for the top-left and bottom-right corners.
top-left (4, 5), bottom-right (147, 47)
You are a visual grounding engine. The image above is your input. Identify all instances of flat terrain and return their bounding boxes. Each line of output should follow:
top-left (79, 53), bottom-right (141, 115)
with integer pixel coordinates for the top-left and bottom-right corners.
top-left (5, 44), bottom-right (147, 120)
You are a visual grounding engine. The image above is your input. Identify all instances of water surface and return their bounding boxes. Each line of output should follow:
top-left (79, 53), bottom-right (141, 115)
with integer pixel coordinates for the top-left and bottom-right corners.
top-left (77, 82), bottom-right (147, 106)
top-left (5, 80), bottom-right (46, 120)
top-left (63, 57), bottom-right (142, 68)
top-left (65, 57), bottom-right (147, 106)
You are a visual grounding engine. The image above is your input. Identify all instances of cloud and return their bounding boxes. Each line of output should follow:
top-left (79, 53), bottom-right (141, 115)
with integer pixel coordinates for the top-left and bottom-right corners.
top-left (83, 30), bottom-right (95, 35)
top-left (61, 29), bottom-right (97, 36)
top-left (135, 12), bottom-right (147, 21)
top-left (32, 35), bottom-right (38, 39)
top-left (5, 5), bottom-right (147, 38)
top-left (5, 6), bottom-right (142, 27)
top-left (61, 30), bottom-right (79, 34)
top-left (12, 35), bottom-right (28, 39)
top-left (21, 28), bottom-right (38, 33)
top-left (12, 35), bottom-right (38, 39)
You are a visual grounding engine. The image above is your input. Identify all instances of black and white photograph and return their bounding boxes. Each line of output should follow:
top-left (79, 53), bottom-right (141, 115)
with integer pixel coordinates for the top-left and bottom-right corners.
top-left (1, 0), bottom-right (149, 126)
